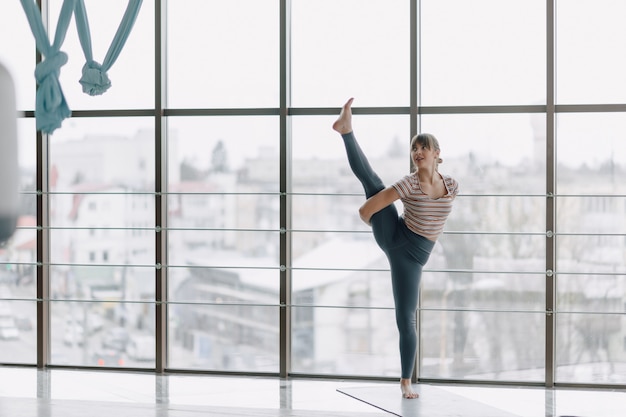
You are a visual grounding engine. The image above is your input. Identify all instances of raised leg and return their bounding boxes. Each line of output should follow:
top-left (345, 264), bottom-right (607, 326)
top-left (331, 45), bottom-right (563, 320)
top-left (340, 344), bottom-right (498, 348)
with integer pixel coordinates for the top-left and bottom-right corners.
top-left (333, 99), bottom-right (399, 249)
top-left (333, 98), bottom-right (385, 198)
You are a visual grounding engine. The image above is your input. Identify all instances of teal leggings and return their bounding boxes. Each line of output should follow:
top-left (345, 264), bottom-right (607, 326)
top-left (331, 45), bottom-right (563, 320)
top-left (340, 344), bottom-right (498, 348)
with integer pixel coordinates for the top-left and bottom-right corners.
top-left (342, 132), bottom-right (435, 379)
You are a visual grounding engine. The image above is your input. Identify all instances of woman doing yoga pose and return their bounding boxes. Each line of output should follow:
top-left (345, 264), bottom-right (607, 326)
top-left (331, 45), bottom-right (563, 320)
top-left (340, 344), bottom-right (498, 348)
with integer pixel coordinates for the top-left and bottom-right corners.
top-left (332, 98), bottom-right (459, 399)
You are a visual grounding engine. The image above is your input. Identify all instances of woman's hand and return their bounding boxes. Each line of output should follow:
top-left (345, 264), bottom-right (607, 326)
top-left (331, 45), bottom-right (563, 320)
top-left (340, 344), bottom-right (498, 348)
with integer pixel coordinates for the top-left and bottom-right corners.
top-left (359, 187), bottom-right (400, 225)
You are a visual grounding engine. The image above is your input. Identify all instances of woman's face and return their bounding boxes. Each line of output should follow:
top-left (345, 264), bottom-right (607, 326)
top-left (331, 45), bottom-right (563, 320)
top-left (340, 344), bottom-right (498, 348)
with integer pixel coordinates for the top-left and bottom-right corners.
top-left (411, 141), bottom-right (440, 169)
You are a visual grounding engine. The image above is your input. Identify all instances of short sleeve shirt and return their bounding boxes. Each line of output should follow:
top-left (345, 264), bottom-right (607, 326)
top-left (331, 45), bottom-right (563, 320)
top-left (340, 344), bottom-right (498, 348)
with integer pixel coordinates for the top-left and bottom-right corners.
top-left (392, 172), bottom-right (459, 241)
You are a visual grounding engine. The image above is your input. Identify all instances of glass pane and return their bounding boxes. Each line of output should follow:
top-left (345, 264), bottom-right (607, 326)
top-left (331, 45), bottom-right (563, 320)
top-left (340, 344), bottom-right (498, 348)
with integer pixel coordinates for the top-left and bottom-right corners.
top-left (291, 0), bottom-right (410, 107)
top-left (49, 195), bottom-right (155, 230)
top-left (167, 116), bottom-right (279, 190)
top-left (167, 0), bottom-right (278, 108)
top-left (426, 234), bottom-right (545, 272)
top-left (169, 265), bottom-right (279, 305)
top-left (51, 301), bottom-right (155, 368)
top-left (292, 195), bottom-right (371, 234)
top-left (421, 0), bottom-right (545, 106)
top-left (0, 300), bottom-right (36, 364)
top-left (556, 112), bottom-right (626, 292)
top-left (556, 235), bottom-right (625, 274)
top-left (556, 113), bottom-right (626, 187)
top-left (446, 196), bottom-right (545, 233)
top-left (556, 0), bottom-right (626, 104)
top-left (556, 113), bottom-right (626, 188)
top-left (48, 117), bottom-right (155, 190)
top-left (48, 117), bottom-right (155, 281)
top-left (50, 265), bottom-right (154, 303)
top-left (557, 274), bottom-right (625, 314)
top-left (0, 118), bottom-right (37, 365)
top-left (0, 2), bottom-right (36, 110)
top-left (169, 304), bottom-right (278, 372)
top-left (556, 313), bottom-right (626, 384)
top-left (168, 230), bottom-right (280, 269)
top-left (48, 191), bottom-right (156, 296)
top-left (292, 115), bottom-right (410, 194)
top-left (291, 306), bottom-right (399, 376)
top-left (421, 113), bottom-right (546, 194)
top-left (422, 272), bottom-right (545, 311)
top-left (557, 197), bottom-right (626, 234)
top-left (292, 239), bottom-right (394, 309)
top-left (167, 115), bottom-right (280, 371)
top-left (51, 0), bottom-right (155, 110)
top-left (421, 311), bottom-right (545, 381)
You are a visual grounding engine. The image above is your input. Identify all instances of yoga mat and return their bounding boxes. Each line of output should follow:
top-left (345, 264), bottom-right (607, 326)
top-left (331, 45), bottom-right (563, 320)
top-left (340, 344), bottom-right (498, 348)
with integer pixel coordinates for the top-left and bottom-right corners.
top-left (337, 384), bottom-right (522, 417)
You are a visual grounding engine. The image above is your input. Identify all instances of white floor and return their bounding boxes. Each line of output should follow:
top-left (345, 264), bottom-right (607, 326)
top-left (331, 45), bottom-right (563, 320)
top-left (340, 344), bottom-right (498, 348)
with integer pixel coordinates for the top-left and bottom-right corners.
top-left (0, 366), bottom-right (623, 417)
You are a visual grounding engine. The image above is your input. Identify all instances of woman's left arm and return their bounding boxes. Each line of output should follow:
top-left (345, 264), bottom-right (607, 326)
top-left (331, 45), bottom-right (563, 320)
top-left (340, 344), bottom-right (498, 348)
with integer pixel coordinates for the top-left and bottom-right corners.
top-left (358, 186), bottom-right (400, 225)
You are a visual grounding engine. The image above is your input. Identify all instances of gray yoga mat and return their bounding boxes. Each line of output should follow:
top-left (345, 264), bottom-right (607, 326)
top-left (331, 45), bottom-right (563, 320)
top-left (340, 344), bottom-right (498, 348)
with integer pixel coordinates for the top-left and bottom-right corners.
top-left (337, 384), bottom-right (522, 417)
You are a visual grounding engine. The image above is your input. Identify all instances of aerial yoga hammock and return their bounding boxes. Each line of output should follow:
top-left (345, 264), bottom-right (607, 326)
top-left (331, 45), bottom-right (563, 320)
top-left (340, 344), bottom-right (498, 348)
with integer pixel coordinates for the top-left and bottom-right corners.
top-left (20, 0), bottom-right (143, 134)
top-left (74, 0), bottom-right (143, 96)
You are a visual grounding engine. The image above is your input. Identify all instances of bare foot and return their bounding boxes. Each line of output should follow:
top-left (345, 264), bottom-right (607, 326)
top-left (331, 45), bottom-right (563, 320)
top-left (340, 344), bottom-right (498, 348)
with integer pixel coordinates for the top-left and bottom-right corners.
top-left (400, 378), bottom-right (419, 399)
top-left (332, 97), bottom-right (354, 134)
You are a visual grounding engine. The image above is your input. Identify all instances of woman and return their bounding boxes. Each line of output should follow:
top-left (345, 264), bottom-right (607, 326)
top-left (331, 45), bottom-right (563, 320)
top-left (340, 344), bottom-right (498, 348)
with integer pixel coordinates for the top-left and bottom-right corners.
top-left (332, 98), bottom-right (459, 399)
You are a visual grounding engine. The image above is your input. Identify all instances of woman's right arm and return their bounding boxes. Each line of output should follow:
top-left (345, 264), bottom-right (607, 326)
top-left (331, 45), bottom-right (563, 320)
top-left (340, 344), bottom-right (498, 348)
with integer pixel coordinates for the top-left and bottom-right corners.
top-left (358, 186), bottom-right (400, 225)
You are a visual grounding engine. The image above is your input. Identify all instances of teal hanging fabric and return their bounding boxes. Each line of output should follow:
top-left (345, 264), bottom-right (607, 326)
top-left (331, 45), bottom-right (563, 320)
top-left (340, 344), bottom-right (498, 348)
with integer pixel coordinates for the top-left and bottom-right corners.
top-left (74, 0), bottom-right (143, 96)
top-left (20, 0), bottom-right (76, 134)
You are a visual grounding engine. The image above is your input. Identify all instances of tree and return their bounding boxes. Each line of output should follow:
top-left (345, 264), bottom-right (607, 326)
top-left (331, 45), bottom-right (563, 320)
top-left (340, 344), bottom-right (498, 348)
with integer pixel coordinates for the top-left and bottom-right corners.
top-left (180, 159), bottom-right (202, 181)
top-left (211, 140), bottom-right (229, 173)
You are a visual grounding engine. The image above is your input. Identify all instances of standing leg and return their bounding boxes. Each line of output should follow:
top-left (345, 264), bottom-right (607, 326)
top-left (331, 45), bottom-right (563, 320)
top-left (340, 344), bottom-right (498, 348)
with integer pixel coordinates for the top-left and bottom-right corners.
top-left (388, 248), bottom-right (422, 398)
top-left (390, 233), bottom-right (435, 399)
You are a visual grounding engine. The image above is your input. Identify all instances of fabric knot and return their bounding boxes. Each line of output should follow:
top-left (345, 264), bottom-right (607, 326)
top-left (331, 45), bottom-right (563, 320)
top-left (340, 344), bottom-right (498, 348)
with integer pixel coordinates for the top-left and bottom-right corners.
top-left (32, 51), bottom-right (71, 134)
top-left (34, 51), bottom-right (68, 83)
top-left (79, 60), bottom-right (111, 96)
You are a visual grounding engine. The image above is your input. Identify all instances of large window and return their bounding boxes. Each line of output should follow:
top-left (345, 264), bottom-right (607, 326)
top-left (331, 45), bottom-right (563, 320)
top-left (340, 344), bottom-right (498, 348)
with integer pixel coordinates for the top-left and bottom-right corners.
top-left (291, 0), bottom-right (410, 107)
top-left (420, 0), bottom-right (546, 106)
top-left (47, 118), bottom-right (156, 368)
top-left (554, 0), bottom-right (626, 385)
top-left (1, 0), bottom-right (624, 388)
top-left (554, 113), bottom-right (626, 383)
top-left (556, 0), bottom-right (626, 104)
top-left (166, 116), bottom-right (281, 372)
top-left (167, 0), bottom-right (279, 108)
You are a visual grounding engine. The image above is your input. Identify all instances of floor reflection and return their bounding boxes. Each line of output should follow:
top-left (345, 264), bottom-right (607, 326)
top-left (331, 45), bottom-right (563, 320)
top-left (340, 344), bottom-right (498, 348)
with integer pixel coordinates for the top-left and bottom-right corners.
top-left (0, 367), bottom-right (623, 417)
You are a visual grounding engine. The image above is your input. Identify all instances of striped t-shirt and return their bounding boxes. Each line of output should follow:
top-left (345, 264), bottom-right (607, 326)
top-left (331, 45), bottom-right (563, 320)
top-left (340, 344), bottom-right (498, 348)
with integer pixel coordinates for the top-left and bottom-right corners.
top-left (392, 172), bottom-right (459, 241)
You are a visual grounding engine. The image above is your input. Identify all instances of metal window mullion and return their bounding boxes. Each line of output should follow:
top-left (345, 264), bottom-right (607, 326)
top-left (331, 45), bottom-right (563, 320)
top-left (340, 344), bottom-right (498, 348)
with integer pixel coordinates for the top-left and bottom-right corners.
top-left (411, 0), bottom-right (420, 140)
top-left (545, 0), bottom-right (557, 389)
top-left (36, 133), bottom-right (51, 368)
top-left (279, 0), bottom-right (292, 379)
top-left (412, 0), bottom-right (421, 383)
top-left (154, 0), bottom-right (167, 374)
top-left (36, 0), bottom-right (50, 370)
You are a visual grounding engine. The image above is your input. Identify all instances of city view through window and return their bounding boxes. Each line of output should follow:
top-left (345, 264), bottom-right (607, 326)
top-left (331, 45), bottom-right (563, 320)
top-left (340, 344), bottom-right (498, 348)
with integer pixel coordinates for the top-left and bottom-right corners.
top-left (0, 0), bottom-right (625, 386)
